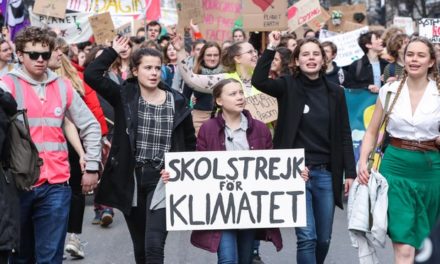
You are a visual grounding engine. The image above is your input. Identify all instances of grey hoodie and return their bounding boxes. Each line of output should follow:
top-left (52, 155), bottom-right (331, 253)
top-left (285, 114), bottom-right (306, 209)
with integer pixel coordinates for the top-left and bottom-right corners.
top-left (0, 66), bottom-right (102, 171)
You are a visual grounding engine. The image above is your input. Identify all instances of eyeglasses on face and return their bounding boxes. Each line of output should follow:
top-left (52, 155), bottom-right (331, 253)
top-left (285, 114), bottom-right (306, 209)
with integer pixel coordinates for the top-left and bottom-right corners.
top-left (22, 51), bottom-right (51, 60)
top-left (239, 49), bottom-right (257, 56)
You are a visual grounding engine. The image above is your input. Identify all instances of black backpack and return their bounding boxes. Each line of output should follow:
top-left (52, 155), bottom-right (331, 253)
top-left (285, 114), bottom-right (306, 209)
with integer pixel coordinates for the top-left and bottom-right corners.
top-left (6, 109), bottom-right (43, 191)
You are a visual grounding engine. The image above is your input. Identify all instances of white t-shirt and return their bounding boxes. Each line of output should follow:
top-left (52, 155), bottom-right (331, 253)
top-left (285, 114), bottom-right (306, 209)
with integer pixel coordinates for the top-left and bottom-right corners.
top-left (379, 79), bottom-right (440, 141)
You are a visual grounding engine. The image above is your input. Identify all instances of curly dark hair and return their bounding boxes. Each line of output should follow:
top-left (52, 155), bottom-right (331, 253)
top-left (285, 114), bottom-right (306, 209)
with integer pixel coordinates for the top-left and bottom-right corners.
top-left (15, 26), bottom-right (54, 53)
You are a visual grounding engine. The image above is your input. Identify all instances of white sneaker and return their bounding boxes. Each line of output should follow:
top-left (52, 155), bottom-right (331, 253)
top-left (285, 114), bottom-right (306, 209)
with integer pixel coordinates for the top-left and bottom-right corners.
top-left (65, 233), bottom-right (86, 259)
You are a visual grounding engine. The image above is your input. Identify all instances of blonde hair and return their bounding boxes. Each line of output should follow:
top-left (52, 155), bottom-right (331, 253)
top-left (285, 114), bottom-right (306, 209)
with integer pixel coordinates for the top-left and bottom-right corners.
top-left (55, 54), bottom-right (85, 96)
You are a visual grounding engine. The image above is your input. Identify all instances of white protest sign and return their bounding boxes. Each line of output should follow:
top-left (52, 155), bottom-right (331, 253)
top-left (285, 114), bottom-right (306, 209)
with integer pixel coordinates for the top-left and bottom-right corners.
top-left (160, 0), bottom-right (178, 26)
top-left (319, 29), bottom-right (338, 40)
top-left (321, 26), bottom-right (369, 67)
top-left (418, 18), bottom-right (440, 43)
top-left (29, 10), bottom-right (93, 44)
top-left (165, 149), bottom-right (306, 231)
top-left (393, 16), bottom-right (414, 35)
top-left (67, 0), bottom-right (145, 15)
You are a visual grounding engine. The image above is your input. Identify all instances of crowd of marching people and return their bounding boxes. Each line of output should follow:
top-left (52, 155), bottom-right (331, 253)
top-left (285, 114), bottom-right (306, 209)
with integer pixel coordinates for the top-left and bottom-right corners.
top-left (0, 14), bottom-right (439, 264)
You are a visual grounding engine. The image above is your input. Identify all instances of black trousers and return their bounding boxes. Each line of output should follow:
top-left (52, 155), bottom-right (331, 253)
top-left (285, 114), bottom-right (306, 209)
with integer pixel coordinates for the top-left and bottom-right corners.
top-left (67, 143), bottom-right (85, 234)
top-left (0, 251), bottom-right (10, 264)
top-left (124, 185), bottom-right (167, 264)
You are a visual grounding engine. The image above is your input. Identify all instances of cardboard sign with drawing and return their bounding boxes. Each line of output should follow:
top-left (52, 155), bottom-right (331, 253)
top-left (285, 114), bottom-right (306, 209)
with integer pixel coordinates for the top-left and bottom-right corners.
top-left (242, 0), bottom-right (288, 31)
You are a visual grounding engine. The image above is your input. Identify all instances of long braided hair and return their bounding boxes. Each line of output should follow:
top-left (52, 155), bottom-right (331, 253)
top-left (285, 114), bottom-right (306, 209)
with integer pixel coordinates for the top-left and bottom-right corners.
top-left (384, 37), bottom-right (440, 124)
top-left (210, 78), bottom-right (242, 118)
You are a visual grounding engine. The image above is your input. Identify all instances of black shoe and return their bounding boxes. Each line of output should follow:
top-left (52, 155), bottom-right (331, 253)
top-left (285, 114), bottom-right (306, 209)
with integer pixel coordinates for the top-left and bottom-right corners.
top-left (252, 254), bottom-right (265, 264)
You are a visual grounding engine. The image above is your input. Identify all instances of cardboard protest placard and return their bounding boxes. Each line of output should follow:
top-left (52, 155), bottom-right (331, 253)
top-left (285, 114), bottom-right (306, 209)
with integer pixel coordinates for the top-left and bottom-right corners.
top-left (88, 12), bottom-right (116, 45)
top-left (242, 0), bottom-right (288, 31)
top-left (133, 19), bottom-right (145, 35)
top-left (328, 20), bottom-right (365, 33)
top-left (245, 93), bottom-right (278, 124)
top-left (30, 10), bottom-right (93, 44)
top-left (116, 22), bottom-right (132, 37)
top-left (176, 0), bottom-right (203, 31)
top-left (307, 7), bottom-right (330, 32)
top-left (418, 18), bottom-right (440, 43)
top-left (201, 0), bottom-right (241, 43)
top-left (320, 26), bottom-right (369, 67)
top-left (329, 4), bottom-right (367, 25)
top-left (165, 149), bottom-right (306, 231)
top-left (287, 0), bottom-right (321, 31)
top-left (393, 16), bottom-right (414, 35)
top-left (33, 0), bottom-right (68, 19)
top-left (67, 0), bottom-right (144, 15)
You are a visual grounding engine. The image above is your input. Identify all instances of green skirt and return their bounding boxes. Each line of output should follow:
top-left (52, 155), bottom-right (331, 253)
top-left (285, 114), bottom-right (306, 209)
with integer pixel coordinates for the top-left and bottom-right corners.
top-left (379, 145), bottom-right (440, 248)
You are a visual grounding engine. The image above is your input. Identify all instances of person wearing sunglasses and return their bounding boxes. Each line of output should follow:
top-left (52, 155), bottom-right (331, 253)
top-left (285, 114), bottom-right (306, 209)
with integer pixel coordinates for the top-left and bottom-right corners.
top-left (0, 26), bottom-right (102, 264)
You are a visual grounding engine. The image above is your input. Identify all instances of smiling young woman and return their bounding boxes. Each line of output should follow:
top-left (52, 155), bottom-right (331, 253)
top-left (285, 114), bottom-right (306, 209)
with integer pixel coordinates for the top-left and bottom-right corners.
top-left (358, 37), bottom-right (440, 264)
top-left (251, 31), bottom-right (356, 264)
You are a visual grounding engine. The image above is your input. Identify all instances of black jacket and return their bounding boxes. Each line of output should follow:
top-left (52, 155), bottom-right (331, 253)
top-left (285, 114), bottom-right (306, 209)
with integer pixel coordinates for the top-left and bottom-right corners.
top-left (0, 89), bottom-right (20, 252)
top-left (326, 61), bottom-right (347, 87)
top-left (84, 48), bottom-right (196, 215)
top-left (345, 55), bottom-right (388, 89)
top-left (252, 49), bottom-right (356, 209)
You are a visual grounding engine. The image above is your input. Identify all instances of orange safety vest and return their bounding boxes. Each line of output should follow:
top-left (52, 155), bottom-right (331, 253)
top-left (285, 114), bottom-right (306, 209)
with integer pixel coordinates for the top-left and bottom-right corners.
top-left (2, 74), bottom-right (73, 186)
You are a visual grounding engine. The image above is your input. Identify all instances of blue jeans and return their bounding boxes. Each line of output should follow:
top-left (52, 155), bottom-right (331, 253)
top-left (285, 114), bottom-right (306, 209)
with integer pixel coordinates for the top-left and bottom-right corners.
top-left (12, 182), bottom-right (71, 264)
top-left (295, 168), bottom-right (335, 264)
top-left (217, 230), bottom-right (255, 264)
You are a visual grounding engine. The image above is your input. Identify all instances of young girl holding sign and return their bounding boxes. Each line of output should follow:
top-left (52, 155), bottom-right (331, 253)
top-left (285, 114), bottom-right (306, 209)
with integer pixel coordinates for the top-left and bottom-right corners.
top-left (251, 32), bottom-right (357, 264)
top-left (162, 78), bottom-right (309, 263)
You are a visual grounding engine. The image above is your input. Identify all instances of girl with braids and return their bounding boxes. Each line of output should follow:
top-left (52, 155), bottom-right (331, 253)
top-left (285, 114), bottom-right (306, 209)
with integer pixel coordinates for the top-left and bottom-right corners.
top-left (252, 31), bottom-right (356, 264)
top-left (161, 78), bottom-right (290, 263)
top-left (358, 37), bottom-right (440, 263)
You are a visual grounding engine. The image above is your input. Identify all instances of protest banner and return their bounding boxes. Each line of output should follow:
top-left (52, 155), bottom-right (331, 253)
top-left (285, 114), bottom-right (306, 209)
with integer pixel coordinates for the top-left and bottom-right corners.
top-left (393, 16), bottom-right (414, 35)
top-left (287, 0), bottom-right (321, 31)
top-left (33, 0), bottom-right (68, 19)
top-left (30, 10), bottom-right (93, 44)
top-left (418, 18), bottom-right (440, 43)
top-left (165, 149), bottom-right (306, 231)
top-left (201, 0), bottom-right (241, 43)
top-left (88, 12), bottom-right (116, 45)
top-left (242, 0), bottom-right (288, 31)
top-left (307, 7), bottom-right (330, 32)
top-left (320, 26), bottom-right (368, 67)
top-left (344, 89), bottom-right (377, 163)
top-left (176, 0), bottom-right (203, 33)
top-left (245, 93), bottom-right (278, 124)
top-left (67, 0), bottom-right (145, 15)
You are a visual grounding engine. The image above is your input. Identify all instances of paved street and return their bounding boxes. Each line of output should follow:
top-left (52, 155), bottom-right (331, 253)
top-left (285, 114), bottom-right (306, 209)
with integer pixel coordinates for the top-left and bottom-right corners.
top-left (64, 202), bottom-right (393, 264)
